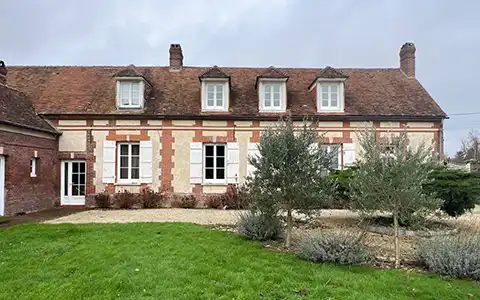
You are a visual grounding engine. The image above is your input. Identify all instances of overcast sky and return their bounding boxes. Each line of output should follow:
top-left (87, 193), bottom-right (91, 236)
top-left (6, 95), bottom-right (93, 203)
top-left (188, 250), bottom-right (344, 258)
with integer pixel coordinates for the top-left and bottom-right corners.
top-left (1, 0), bottom-right (479, 155)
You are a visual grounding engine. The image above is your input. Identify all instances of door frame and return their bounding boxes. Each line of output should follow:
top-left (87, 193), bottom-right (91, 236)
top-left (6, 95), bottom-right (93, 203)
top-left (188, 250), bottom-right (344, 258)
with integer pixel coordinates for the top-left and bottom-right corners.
top-left (0, 156), bottom-right (5, 216)
top-left (60, 160), bottom-right (86, 206)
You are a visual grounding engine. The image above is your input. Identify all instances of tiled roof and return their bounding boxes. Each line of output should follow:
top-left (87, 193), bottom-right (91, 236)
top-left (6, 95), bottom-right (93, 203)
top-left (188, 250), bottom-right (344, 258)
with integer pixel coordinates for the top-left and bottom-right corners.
top-left (258, 66), bottom-right (288, 79)
top-left (6, 66), bottom-right (446, 118)
top-left (0, 84), bottom-right (59, 134)
top-left (199, 66), bottom-right (230, 79)
top-left (316, 66), bottom-right (348, 79)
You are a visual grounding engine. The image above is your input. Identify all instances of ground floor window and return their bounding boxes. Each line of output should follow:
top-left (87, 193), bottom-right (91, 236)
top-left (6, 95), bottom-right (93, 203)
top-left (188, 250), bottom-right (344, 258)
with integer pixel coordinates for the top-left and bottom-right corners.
top-left (204, 144), bottom-right (226, 183)
top-left (321, 144), bottom-right (341, 170)
top-left (118, 143), bottom-right (140, 181)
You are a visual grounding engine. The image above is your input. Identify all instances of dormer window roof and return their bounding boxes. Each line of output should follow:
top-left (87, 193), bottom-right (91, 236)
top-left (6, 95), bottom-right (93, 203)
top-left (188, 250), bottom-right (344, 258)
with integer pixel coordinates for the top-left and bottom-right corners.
top-left (257, 66), bottom-right (288, 112)
top-left (309, 66), bottom-right (348, 113)
top-left (115, 65), bottom-right (148, 109)
top-left (199, 66), bottom-right (230, 112)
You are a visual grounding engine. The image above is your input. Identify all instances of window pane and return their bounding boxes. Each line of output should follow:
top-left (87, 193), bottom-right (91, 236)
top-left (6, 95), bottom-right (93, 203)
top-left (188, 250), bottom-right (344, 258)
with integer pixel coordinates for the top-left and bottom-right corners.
top-left (217, 168), bottom-right (225, 179)
top-left (79, 185), bottom-right (85, 196)
top-left (331, 98), bottom-right (338, 107)
top-left (331, 85), bottom-right (338, 93)
top-left (206, 157), bottom-right (214, 168)
top-left (216, 145), bottom-right (225, 157)
top-left (273, 98), bottom-right (280, 107)
top-left (216, 95), bottom-right (223, 107)
top-left (331, 145), bottom-right (339, 169)
top-left (131, 83), bottom-right (140, 105)
top-left (132, 157), bottom-right (139, 168)
top-left (72, 162), bottom-right (79, 173)
top-left (273, 84), bottom-right (280, 93)
top-left (321, 85), bottom-right (329, 93)
top-left (321, 92), bottom-right (329, 100)
top-left (80, 174), bottom-right (85, 184)
top-left (120, 145), bottom-right (129, 155)
top-left (207, 85), bottom-right (214, 92)
top-left (205, 145), bottom-right (214, 157)
top-left (205, 168), bottom-right (214, 179)
top-left (72, 185), bottom-right (79, 196)
top-left (265, 97), bottom-right (271, 107)
top-left (64, 162), bottom-right (69, 196)
top-left (131, 168), bottom-right (139, 179)
top-left (132, 144), bottom-right (140, 155)
top-left (80, 163), bottom-right (85, 173)
top-left (120, 168), bottom-right (128, 179)
top-left (216, 157), bottom-right (225, 168)
top-left (121, 83), bottom-right (130, 105)
top-left (120, 157), bottom-right (129, 168)
top-left (216, 84), bottom-right (223, 93)
top-left (207, 99), bottom-right (214, 107)
top-left (322, 99), bottom-right (329, 107)
top-left (72, 174), bottom-right (79, 184)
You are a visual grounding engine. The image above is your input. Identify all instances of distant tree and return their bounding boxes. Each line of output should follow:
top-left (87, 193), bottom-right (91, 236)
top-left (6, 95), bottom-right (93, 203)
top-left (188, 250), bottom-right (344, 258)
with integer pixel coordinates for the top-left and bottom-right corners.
top-left (455, 130), bottom-right (480, 162)
top-left (245, 117), bottom-right (333, 248)
top-left (349, 129), bottom-right (441, 268)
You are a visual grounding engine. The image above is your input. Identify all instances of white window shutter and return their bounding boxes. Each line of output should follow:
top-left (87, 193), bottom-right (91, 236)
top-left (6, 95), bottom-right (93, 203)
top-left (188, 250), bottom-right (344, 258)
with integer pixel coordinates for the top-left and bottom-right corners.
top-left (140, 140), bottom-right (153, 183)
top-left (102, 140), bottom-right (116, 183)
top-left (343, 143), bottom-right (356, 168)
top-left (227, 142), bottom-right (240, 184)
top-left (247, 143), bottom-right (260, 177)
top-left (190, 142), bottom-right (203, 184)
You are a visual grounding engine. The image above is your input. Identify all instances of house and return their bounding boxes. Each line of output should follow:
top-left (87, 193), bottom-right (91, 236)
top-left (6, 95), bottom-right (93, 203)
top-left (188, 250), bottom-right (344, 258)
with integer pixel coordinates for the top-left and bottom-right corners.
top-left (0, 42), bottom-right (446, 213)
top-left (0, 61), bottom-right (60, 216)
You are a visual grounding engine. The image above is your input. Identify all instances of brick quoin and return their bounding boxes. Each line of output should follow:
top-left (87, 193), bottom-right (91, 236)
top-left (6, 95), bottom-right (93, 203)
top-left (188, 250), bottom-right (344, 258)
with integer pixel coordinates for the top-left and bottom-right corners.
top-left (0, 130), bottom-right (59, 216)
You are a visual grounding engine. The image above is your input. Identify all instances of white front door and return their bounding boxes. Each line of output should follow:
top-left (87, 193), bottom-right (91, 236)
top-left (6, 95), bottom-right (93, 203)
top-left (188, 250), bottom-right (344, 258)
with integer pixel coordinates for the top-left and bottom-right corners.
top-left (0, 156), bottom-right (5, 216)
top-left (61, 160), bottom-right (86, 205)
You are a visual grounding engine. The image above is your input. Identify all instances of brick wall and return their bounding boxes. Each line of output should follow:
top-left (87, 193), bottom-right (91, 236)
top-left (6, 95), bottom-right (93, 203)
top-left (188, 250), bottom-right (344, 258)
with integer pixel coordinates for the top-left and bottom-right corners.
top-left (0, 130), bottom-right (59, 216)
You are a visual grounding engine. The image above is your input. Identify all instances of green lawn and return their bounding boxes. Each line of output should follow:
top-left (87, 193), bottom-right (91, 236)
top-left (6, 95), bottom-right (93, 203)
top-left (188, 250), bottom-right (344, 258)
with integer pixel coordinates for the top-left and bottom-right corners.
top-left (0, 223), bottom-right (478, 300)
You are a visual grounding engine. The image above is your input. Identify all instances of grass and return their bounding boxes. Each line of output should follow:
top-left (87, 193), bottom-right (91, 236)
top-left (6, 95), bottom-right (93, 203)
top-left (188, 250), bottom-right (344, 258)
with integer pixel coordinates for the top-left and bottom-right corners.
top-left (0, 216), bottom-right (9, 224)
top-left (0, 223), bottom-right (478, 300)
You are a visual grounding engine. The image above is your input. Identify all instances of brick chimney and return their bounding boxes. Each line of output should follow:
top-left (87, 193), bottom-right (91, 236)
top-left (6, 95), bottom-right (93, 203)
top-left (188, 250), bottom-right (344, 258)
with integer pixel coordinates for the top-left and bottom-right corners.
top-left (169, 44), bottom-right (183, 71)
top-left (400, 42), bottom-right (416, 78)
top-left (0, 61), bottom-right (7, 85)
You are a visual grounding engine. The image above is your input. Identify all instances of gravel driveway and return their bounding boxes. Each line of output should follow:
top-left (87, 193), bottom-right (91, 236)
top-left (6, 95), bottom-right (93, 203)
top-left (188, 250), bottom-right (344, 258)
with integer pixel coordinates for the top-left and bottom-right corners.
top-left (45, 209), bottom-right (243, 225)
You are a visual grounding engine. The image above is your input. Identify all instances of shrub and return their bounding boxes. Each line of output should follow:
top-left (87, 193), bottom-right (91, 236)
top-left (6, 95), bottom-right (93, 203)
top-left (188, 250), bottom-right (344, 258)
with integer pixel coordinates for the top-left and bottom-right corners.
top-left (424, 167), bottom-right (480, 217)
top-left (139, 187), bottom-right (164, 208)
top-left (205, 194), bottom-right (224, 209)
top-left (205, 185), bottom-right (250, 210)
top-left (236, 212), bottom-right (283, 241)
top-left (295, 230), bottom-right (372, 265)
top-left (172, 195), bottom-right (198, 209)
top-left (326, 168), bottom-right (356, 209)
top-left (419, 232), bottom-right (480, 280)
top-left (113, 190), bottom-right (138, 209)
top-left (94, 191), bottom-right (111, 209)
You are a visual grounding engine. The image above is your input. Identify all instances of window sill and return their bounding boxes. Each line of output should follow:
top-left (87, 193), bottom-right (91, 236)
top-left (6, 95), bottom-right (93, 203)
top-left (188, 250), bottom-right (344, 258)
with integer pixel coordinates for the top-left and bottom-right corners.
top-left (202, 182), bottom-right (228, 186)
top-left (114, 182), bottom-right (141, 186)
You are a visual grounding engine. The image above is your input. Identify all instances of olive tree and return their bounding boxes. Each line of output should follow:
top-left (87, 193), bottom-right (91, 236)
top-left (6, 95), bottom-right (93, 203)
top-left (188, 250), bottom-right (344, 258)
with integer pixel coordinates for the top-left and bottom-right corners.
top-left (349, 128), bottom-right (441, 268)
top-left (245, 117), bottom-right (333, 248)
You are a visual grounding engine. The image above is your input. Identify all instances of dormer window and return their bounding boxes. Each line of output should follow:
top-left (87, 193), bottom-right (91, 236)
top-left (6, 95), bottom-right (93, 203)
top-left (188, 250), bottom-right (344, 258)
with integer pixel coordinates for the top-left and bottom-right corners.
top-left (319, 83), bottom-right (340, 110)
top-left (309, 66), bottom-right (348, 113)
top-left (257, 67), bottom-right (288, 112)
top-left (199, 66), bottom-right (230, 112)
top-left (117, 80), bottom-right (143, 108)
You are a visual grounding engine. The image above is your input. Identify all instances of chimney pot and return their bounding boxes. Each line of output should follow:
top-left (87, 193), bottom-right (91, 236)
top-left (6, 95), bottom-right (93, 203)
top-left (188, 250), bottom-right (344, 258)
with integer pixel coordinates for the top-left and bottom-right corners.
top-left (169, 44), bottom-right (183, 71)
top-left (0, 61), bottom-right (7, 85)
top-left (400, 42), bottom-right (416, 78)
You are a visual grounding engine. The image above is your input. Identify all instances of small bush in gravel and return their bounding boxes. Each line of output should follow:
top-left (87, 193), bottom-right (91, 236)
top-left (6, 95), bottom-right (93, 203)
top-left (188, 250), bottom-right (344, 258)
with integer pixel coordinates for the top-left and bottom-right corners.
top-left (204, 185), bottom-right (249, 210)
top-left (295, 230), bottom-right (372, 265)
top-left (113, 190), bottom-right (138, 209)
top-left (139, 187), bottom-right (164, 208)
top-left (94, 191), bottom-right (111, 209)
top-left (236, 212), bottom-right (283, 241)
top-left (172, 195), bottom-right (198, 209)
top-left (419, 232), bottom-right (480, 280)
top-left (205, 194), bottom-right (224, 209)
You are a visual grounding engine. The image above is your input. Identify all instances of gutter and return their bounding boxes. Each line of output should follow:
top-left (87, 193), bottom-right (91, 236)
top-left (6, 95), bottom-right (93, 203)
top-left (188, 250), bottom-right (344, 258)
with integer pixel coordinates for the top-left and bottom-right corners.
top-left (0, 120), bottom-right (61, 135)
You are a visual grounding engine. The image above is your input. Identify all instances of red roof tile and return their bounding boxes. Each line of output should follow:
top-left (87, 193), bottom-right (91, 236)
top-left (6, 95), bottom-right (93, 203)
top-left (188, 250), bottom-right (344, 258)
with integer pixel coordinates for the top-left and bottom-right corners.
top-left (6, 66), bottom-right (446, 118)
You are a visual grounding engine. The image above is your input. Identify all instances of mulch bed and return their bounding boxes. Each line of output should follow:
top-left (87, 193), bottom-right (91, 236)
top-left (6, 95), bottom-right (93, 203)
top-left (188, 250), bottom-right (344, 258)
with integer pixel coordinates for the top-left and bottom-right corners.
top-left (0, 208), bottom-right (86, 228)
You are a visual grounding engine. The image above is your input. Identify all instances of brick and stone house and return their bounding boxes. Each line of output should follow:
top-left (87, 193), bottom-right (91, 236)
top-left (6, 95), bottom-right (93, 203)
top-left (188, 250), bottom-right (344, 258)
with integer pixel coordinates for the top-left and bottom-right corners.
top-left (0, 61), bottom-right (60, 216)
top-left (0, 42), bottom-right (446, 213)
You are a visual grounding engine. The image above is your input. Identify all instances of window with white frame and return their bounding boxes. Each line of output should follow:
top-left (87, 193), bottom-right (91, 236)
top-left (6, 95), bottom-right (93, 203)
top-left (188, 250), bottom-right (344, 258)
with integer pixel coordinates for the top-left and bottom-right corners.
top-left (320, 84), bottom-right (340, 109)
top-left (117, 81), bottom-right (143, 108)
top-left (263, 83), bottom-right (282, 108)
top-left (118, 143), bottom-right (140, 181)
top-left (30, 158), bottom-right (37, 177)
top-left (321, 144), bottom-right (341, 170)
top-left (205, 83), bottom-right (225, 110)
top-left (204, 144), bottom-right (226, 183)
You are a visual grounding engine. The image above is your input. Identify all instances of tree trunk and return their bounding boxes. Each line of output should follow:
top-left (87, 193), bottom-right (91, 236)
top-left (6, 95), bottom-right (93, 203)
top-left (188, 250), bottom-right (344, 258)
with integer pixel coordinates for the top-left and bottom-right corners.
top-left (286, 208), bottom-right (293, 248)
top-left (393, 213), bottom-right (400, 268)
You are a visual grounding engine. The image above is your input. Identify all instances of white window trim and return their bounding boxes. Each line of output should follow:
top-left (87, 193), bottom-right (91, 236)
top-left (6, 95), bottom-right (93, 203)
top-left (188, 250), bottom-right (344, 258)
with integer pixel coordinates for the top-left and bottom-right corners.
top-left (117, 142), bottom-right (140, 184)
top-left (258, 78), bottom-right (287, 112)
top-left (201, 79), bottom-right (229, 112)
top-left (116, 78), bottom-right (145, 109)
top-left (315, 80), bottom-right (345, 113)
top-left (30, 158), bottom-right (37, 177)
top-left (203, 143), bottom-right (227, 184)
